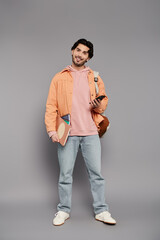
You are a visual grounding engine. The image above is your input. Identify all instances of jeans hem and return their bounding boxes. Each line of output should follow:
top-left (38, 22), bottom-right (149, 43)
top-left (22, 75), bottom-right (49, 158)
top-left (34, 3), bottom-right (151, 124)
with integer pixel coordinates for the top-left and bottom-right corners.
top-left (94, 208), bottom-right (109, 215)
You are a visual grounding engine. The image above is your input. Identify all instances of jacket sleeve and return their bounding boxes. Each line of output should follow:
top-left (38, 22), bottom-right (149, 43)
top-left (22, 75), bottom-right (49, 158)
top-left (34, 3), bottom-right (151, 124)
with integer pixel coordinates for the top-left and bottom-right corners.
top-left (45, 76), bottom-right (58, 133)
top-left (93, 75), bottom-right (108, 114)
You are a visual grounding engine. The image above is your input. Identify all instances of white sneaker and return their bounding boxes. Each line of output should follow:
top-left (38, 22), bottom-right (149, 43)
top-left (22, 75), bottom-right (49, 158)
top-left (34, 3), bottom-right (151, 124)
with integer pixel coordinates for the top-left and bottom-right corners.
top-left (53, 211), bottom-right (70, 226)
top-left (95, 211), bottom-right (116, 225)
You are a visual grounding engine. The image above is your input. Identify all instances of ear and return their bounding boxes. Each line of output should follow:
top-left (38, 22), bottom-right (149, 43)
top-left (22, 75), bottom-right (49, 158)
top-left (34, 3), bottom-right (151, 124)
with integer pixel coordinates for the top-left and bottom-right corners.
top-left (71, 50), bottom-right (74, 55)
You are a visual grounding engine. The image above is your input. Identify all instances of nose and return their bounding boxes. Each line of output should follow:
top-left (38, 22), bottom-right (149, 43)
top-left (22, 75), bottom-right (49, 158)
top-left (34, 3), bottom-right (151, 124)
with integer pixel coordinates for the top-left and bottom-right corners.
top-left (77, 52), bottom-right (82, 57)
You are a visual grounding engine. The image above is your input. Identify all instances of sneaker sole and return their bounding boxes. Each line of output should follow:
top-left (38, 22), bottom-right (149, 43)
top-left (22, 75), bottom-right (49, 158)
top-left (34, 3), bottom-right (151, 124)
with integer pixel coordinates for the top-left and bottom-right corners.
top-left (95, 218), bottom-right (116, 225)
top-left (53, 217), bottom-right (70, 226)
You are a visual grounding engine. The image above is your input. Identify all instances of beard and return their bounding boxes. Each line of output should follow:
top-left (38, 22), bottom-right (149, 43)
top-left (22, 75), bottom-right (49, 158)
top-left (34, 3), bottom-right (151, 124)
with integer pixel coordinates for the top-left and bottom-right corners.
top-left (72, 55), bottom-right (87, 67)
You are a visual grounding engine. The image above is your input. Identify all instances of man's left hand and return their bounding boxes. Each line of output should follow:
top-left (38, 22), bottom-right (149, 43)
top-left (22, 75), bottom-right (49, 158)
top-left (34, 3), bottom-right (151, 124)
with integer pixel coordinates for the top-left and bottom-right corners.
top-left (90, 98), bottom-right (101, 109)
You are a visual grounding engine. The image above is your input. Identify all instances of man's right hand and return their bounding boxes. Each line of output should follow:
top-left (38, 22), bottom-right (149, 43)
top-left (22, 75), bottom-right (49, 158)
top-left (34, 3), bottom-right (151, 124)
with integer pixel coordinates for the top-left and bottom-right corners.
top-left (51, 132), bottom-right (60, 143)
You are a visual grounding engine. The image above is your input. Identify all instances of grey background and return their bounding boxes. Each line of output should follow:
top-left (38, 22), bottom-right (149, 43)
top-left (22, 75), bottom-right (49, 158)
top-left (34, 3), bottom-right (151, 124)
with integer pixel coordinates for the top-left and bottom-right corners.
top-left (0, 0), bottom-right (160, 239)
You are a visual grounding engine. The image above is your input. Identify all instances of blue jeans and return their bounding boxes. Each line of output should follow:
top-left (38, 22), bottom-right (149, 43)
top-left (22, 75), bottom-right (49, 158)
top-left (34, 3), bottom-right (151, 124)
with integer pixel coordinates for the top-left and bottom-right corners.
top-left (57, 134), bottom-right (109, 215)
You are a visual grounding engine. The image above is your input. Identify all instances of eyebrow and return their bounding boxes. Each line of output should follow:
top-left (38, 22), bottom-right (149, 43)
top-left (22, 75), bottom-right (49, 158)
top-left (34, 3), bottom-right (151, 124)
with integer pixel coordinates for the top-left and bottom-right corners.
top-left (77, 47), bottom-right (88, 54)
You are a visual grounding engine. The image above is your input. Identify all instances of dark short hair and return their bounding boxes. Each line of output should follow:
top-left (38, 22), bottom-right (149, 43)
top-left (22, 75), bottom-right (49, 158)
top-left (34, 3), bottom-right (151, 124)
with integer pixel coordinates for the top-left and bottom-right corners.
top-left (71, 38), bottom-right (94, 59)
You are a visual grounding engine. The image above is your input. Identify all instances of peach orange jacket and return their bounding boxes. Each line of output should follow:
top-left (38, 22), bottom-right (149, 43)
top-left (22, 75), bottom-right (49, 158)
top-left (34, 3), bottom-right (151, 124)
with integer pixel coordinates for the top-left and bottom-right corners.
top-left (44, 67), bottom-right (108, 134)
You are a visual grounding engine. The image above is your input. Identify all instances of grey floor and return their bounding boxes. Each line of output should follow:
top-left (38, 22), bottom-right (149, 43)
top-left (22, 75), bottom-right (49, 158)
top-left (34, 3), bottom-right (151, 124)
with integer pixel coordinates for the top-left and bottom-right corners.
top-left (1, 199), bottom-right (160, 240)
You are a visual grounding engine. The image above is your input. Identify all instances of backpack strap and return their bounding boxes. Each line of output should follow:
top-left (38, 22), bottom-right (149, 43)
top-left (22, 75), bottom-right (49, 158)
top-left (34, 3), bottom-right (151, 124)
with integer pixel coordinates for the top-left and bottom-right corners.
top-left (93, 71), bottom-right (106, 118)
top-left (93, 71), bottom-right (99, 95)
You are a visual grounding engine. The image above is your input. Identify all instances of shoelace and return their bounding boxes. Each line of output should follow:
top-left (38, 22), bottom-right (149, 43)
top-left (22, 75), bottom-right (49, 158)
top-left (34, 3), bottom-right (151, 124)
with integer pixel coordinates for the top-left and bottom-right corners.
top-left (99, 211), bottom-right (111, 217)
top-left (55, 212), bottom-right (60, 217)
top-left (55, 211), bottom-right (65, 217)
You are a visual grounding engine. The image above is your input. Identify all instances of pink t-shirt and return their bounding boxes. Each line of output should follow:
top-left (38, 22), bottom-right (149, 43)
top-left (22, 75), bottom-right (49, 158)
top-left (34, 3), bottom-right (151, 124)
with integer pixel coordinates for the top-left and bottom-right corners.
top-left (67, 65), bottom-right (98, 136)
top-left (48, 65), bottom-right (98, 138)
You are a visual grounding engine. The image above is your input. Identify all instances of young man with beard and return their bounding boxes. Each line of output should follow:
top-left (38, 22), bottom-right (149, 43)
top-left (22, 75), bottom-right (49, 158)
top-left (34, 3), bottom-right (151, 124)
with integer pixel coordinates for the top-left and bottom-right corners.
top-left (45, 39), bottom-right (116, 226)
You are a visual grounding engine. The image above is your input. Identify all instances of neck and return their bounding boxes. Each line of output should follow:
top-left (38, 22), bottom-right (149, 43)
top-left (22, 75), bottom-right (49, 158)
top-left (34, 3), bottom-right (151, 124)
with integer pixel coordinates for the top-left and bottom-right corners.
top-left (71, 62), bottom-right (86, 71)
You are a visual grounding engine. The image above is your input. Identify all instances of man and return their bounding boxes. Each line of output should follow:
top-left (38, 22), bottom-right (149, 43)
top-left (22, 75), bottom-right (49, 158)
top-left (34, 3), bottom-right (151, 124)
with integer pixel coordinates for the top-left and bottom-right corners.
top-left (45, 39), bottom-right (116, 226)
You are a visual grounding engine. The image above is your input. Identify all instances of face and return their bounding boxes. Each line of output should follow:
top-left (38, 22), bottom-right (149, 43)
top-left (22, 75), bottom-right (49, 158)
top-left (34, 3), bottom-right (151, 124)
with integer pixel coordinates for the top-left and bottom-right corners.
top-left (72, 43), bottom-right (90, 67)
